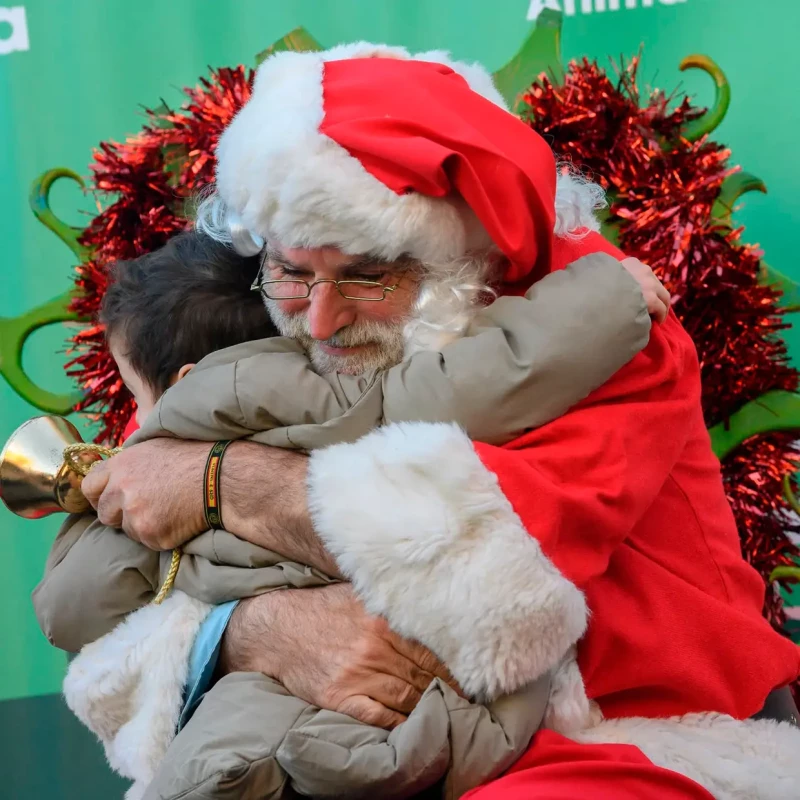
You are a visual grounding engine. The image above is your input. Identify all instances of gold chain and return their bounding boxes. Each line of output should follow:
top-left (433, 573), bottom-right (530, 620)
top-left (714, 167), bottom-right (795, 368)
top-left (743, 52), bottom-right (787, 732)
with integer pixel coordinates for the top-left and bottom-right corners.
top-left (62, 443), bottom-right (122, 476)
top-left (153, 548), bottom-right (182, 605)
top-left (62, 442), bottom-right (182, 605)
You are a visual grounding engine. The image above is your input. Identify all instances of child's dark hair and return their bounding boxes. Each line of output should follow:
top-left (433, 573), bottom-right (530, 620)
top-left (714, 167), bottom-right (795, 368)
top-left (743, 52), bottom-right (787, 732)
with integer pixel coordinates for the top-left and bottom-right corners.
top-left (100, 231), bottom-right (277, 395)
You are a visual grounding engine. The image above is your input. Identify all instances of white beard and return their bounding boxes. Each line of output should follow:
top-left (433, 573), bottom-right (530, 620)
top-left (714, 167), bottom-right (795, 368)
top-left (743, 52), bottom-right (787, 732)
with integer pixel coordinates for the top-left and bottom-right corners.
top-left (265, 299), bottom-right (407, 374)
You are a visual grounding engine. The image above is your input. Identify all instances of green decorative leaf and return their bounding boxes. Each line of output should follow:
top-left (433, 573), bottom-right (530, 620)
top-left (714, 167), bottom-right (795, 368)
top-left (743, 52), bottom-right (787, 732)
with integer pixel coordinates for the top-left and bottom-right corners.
top-left (712, 171), bottom-right (766, 228)
top-left (255, 27), bottom-right (322, 66)
top-left (597, 207), bottom-right (622, 248)
top-left (708, 172), bottom-right (800, 310)
top-left (760, 263), bottom-right (800, 312)
top-left (492, 8), bottom-right (564, 112)
top-left (769, 565), bottom-right (800, 584)
top-left (708, 391), bottom-right (800, 461)
top-left (149, 100), bottom-right (175, 130)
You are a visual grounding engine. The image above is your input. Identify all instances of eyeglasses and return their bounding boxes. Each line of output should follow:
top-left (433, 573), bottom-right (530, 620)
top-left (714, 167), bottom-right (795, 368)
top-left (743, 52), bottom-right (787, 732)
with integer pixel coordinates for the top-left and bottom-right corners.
top-left (251, 276), bottom-right (399, 302)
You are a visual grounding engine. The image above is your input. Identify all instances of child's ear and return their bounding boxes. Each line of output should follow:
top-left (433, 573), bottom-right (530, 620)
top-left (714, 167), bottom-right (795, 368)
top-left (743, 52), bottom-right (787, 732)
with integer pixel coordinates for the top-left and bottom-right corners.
top-left (171, 363), bottom-right (196, 385)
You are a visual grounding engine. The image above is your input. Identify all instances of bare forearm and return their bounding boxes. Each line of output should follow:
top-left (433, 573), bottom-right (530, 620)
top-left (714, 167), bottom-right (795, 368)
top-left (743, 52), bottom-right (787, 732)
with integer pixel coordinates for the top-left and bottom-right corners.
top-left (217, 589), bottom-right (285, 679)
top-left (218, 584), bottom-right (451, 729)
top-left (219, 584), bottom-right (349, 680)
top-left (220, 441), bottom-right (341, 576)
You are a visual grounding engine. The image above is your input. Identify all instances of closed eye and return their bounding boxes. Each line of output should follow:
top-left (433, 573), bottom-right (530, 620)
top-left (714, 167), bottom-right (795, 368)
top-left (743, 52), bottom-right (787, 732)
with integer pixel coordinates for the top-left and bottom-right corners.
top-left (271, 266), bottom-right (309, 279)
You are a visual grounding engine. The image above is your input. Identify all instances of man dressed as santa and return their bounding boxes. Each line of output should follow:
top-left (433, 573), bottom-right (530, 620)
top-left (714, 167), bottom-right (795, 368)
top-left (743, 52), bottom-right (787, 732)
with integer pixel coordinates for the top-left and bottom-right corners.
top-left (81, 43), bottom-right (800, 798)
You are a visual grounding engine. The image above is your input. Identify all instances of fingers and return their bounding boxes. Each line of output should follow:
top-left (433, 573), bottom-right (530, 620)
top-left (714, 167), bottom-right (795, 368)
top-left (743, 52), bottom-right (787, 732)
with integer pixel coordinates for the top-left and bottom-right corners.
top-left (336, 695), bottom-right (407, 730)
top-left (620, 256), bottom-right (646, 280)
top-left (621, 257), bottom-right (670, 324)
top-left (80, 461), bottom-right (110, 509)
top-left (95, 488), bottom-right (124, 529)
top-left (362, 619), bottom-right (436, 692)
top-left (421, 657), bottom-right (462, 697)
top-left (649, 287), bottom-right (670, 324)
top-left (85, 461), bottom-right (125, 528)
top-left (646, 271), bottom-right (671, 324)
top-left (378, 648), bottom-right (437, 695)
top-left (384, 630), bottom-right (462, 695)
top-left (656, 282), bottom-right (671, 322)
top-left (357, 673), bottom-right (423, 714)
top-left (359, 632), bottom-right (436, 695)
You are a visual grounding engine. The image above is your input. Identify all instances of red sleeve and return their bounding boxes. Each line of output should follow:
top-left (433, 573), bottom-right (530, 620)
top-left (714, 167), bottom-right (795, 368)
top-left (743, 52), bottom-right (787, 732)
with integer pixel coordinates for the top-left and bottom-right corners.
top-left (550, 230), bottom-right (626, 273)
top-left (473, 314), bottom-right (700, 587)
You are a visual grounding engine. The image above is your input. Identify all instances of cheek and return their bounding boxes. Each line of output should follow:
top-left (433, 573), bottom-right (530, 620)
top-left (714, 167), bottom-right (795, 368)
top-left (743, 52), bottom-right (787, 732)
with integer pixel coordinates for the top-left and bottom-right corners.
top-left (381, 284), bottom-right (418, 320)
top-left (275, 298), bottom-right (308, 315)
top-left (356, 303), bottom-right (398, 324)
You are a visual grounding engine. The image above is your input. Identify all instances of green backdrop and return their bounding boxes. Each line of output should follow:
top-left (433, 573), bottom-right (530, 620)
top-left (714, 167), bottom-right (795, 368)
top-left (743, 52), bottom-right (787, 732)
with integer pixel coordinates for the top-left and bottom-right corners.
top-left (2, 0), bottom-right (799, 795)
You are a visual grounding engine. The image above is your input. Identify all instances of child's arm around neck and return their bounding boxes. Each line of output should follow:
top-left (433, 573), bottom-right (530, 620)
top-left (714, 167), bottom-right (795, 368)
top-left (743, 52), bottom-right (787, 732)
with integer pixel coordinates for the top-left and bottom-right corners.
top-left (380, 251), bottom-right (651, 445)
top-left (128, 252), bottom-right (651, 453)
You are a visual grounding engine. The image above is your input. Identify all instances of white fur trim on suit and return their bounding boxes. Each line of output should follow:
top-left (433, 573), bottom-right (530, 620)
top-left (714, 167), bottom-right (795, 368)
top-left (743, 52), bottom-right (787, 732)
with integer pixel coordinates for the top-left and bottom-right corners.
top-left (307, 421), bottom-right (588, 701)
top-left (215, 44), bottom-right (493, 266)
top-left (574, 712), bottom-right (800, 800)
top-left (63, 591), bottom-right (212, 800)
top-left (544, 647), bottom-right (603, 734)
top-left (200, 43), bottom-right (603, 261)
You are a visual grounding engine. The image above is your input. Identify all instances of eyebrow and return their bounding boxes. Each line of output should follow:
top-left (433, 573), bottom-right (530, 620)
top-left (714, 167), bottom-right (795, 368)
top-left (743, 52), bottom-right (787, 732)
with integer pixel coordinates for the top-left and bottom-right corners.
top-left (264, 247), bottom-right (411, 277)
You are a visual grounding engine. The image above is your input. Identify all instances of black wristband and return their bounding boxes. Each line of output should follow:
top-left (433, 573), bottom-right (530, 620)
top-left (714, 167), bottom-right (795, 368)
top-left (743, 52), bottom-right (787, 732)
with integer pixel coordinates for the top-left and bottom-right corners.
top-left (204, 441), bottom-right (231, 530)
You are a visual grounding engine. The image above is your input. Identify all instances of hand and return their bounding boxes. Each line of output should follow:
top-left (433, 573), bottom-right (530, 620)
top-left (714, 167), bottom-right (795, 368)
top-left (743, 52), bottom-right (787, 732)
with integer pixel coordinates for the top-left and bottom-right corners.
top-left (219, 584), bottom-right (460, 729)
top-left (621, 257), bottom-right (671, 323)
top-left (81, 438), bottom-right (210, 550)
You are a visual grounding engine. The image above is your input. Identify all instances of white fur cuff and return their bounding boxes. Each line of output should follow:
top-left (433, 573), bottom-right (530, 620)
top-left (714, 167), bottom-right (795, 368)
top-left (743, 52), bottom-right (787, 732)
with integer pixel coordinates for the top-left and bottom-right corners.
top-left (63, 591), bottom-right (212, 799)
top-left (576, 712), bottom-right (800, 800)
top-left (307, 421), bottom-right (588, 700)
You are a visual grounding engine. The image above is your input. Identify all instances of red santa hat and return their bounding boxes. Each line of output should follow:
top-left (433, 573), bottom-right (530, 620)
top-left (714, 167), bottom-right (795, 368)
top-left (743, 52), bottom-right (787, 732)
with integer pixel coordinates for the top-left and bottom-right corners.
top-left (211, 42), bottom-right (603, 286)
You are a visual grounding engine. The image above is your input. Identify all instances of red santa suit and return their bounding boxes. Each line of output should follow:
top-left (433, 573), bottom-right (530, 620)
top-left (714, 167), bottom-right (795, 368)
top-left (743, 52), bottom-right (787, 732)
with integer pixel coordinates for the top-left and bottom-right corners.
top-left (209, 42), bottom-right (800, 799)
top-left (486, 230), bottom-right (800, 723)
top-left (464, 231), bottom-right (800, 799)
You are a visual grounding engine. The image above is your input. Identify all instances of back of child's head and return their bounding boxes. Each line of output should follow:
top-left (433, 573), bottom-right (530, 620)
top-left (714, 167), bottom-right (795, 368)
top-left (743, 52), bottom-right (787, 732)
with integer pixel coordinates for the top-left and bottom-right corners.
top-left (100, 230), bottom-right (277, 396)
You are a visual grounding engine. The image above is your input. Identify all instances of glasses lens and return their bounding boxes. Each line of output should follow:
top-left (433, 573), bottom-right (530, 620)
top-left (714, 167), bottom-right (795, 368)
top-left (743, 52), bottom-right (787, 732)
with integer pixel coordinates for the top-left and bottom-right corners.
top-left (263, 280), bottom-right (309, 299)
top-left (339, 281), bottom-right (386, 300)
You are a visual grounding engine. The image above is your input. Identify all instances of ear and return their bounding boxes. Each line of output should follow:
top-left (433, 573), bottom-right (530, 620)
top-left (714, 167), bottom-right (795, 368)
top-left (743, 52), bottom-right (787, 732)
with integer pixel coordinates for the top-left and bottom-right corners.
top-left (171, 363), bottom-right (196, 385)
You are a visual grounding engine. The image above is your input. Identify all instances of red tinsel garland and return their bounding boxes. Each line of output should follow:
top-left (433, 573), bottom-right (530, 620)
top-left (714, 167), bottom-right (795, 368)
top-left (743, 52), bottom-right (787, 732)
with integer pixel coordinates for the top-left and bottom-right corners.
top-left (66, 57), bottom-right (799, 626)
top-left (522, 58), bottom-right (800, 624)
top-left (66, 67), bottom-right (253, 443)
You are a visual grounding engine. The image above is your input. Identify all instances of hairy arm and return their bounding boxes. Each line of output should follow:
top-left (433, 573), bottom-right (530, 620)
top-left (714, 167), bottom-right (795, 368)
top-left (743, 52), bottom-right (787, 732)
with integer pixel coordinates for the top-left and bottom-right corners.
top-left (217, 442), bottom-right (341, 577)
top-left (82, 438), bottom-right (341, 577)
top-left (219, 583), bottom-right (457, 729)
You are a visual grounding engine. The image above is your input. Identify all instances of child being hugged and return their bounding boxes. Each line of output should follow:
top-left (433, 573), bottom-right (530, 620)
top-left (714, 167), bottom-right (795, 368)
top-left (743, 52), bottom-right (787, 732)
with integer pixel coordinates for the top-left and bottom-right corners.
top-left (35, 230), bottom-right (662, 800)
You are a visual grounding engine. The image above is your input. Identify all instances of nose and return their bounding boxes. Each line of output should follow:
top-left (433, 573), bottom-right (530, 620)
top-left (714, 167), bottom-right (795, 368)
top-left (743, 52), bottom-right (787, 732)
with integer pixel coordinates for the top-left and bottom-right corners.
top-left (306, 282), bottom-right (357, 341)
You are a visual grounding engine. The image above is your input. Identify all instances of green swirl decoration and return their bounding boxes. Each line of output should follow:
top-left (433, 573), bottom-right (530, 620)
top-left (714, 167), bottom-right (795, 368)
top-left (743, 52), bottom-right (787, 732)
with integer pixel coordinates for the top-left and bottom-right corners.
top-left (1, 169), bottom-right (88, 414)
top-left (0, 290), bottom-right (81, 414)
top-left (679, 55), bottom-right (731, 142)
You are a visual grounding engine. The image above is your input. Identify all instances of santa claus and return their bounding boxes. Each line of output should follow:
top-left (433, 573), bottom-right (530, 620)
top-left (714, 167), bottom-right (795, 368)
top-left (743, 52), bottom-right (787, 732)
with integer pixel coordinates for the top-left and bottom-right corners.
top-left (78, 42), bottom-right (800, 798)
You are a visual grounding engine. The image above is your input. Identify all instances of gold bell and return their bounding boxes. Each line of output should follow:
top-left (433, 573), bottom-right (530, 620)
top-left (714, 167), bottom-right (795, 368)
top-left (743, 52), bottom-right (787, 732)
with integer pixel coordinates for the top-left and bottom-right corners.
top-left (0, 416), bottom-right (102, 519)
